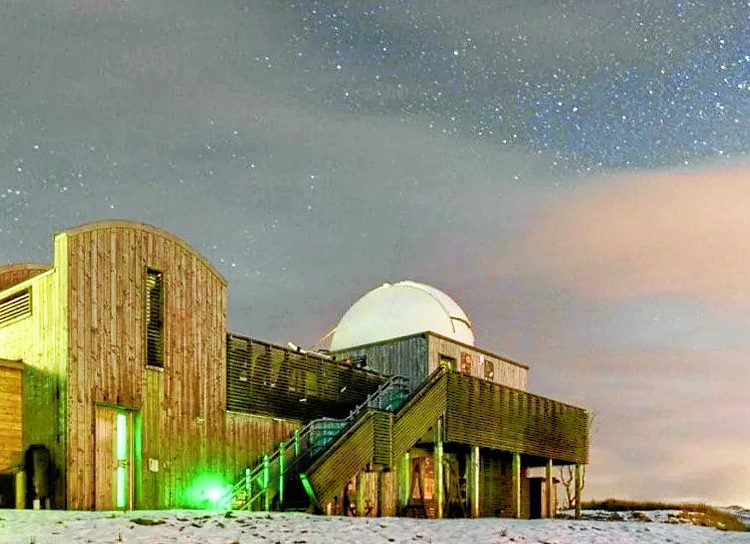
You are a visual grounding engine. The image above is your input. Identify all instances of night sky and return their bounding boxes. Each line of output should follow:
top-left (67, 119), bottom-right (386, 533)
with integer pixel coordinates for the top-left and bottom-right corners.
top-left (2, 1), bottom-right (749, 506)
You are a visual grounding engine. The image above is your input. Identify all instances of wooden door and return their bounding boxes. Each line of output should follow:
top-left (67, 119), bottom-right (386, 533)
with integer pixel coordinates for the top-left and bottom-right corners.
top-left (95, 406), bottom-right (133, 510)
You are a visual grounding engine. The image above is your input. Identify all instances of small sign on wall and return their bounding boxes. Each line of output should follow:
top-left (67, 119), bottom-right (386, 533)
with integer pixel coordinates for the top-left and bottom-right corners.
top-left (148, 458), bottom-right (159, 472)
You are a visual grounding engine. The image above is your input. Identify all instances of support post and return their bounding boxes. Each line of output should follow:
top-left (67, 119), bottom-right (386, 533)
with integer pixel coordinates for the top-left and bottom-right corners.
top-left (433, 417), bottom-right (444, 519)
top-left (262, 454), bottom-right (271, 511)
top-left (511, 452), bottom-right (521, 519)
top-left (398, 452), bottom-right (411, 511)
top-left (278, 441), bottom-right (286, 507)
top-left (15, 471), bottom-right (25, 509)
top-left (293, 429), bottom-right (300, 457)
top-left (470, 446), bottom-right (480, 518)
top-left (574, 464), bottom-right (582, 520)
top-left (356, 472), bottom-right (366, 516)
top-left (545, 459), bottom-right (554, 518)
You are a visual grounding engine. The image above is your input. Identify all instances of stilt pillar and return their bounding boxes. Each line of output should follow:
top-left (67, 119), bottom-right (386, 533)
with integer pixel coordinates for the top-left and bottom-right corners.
top-left (398, 452), bottom-right (411, 511)
top-left (470, 446), bottom-right (480, 518)
top-left (511, 452), bottom-right (521, 519)
top-left (545, 459), bottom-right (554, 518)
top-left (574, 464), bottom-right (582, 520)
top-left (433, 417), bottom-right (444, 519)
top-left (356, 471), bottom-right (366, 516)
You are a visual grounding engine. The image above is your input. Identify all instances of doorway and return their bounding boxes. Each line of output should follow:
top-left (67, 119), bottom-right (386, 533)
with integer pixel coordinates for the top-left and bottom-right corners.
top-left (95, 406), bottom-right (134, 510)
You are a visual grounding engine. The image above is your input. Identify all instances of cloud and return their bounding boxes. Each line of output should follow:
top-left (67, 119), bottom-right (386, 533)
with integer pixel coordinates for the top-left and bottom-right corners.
top-left (497, 163), bottom-right (750, 313)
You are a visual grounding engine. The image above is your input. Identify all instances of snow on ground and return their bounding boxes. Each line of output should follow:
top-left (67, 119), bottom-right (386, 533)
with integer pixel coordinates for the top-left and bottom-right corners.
top-left (0, 510), bottom-right (748, 544)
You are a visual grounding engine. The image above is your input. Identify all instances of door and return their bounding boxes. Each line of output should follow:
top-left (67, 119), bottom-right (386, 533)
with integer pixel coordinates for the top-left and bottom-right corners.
top-left (95, 406), bottom-right (133, 510)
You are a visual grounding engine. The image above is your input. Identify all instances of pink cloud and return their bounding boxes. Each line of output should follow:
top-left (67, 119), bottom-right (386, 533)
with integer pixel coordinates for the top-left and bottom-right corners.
top-left (499, 163), bottom-right (750, 312)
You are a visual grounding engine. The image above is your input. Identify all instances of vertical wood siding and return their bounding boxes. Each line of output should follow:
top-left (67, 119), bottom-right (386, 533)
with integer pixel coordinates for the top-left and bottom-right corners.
top-left (0, 263), bottom-right (51, 293)
top-left (0, 363), bottom-right (23, 470)
top-left (65, 223), bottom-right (228, 509)
top-left (0, 257), bottom-right (68, 507)
top-left (332, 335), bottom-right (429, 391)
top-left (427, 334), bottom-right (528, 391)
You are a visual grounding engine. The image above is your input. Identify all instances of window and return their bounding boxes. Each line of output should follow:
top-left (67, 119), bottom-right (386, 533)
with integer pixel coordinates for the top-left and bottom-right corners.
top-left (0, 288), bottom-right (31, 327)
top-left (484, 360), bottom-right (495, 381)
top-left (439, 355), bottom-right (456, 372)
top-left (460, 352), bottom-right (473, 374)
top-left (145, 268), bottom-right (164, 367)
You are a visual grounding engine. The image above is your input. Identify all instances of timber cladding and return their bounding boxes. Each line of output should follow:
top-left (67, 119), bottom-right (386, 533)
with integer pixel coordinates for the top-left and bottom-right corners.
top-left (0, 360), bottom-right (23, 470)
top-left (426, 334), bottom-right (528, 391)
top-left (0, 263), bottom-right (51, 293)
top-left (226, 334), bottom-right (386, 421)
top-left (64, 222), bottom-right (228, 509)
top-left (307, 413), bottom-right (376, 507)
top-left (444, 373), bottom-right (589, 464)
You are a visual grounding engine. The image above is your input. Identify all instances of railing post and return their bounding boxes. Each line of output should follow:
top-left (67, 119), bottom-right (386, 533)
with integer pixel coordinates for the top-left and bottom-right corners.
top-left (293, 429), bottom-right (300, 457)
top-left (278, 441), bottom-right (286, 507)
top-left (262, 454), bottom-right (271, 511)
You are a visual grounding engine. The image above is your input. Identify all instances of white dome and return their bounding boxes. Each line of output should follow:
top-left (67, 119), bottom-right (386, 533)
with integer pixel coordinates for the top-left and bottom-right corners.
top-left (330, 280), bottom-right (475, 351)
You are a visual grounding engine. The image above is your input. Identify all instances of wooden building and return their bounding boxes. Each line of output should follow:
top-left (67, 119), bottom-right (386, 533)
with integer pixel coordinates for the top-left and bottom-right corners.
top-left (0, 222), bottom-right (588, 518)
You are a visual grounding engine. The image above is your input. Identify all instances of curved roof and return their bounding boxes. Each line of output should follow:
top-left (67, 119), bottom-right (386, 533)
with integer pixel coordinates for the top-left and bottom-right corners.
top-left (58, 220), bottom-right (226, 285)
top-left (330, 280), bottom-right (475, 351)
top-left (0, 263), bottom-right (52, 292)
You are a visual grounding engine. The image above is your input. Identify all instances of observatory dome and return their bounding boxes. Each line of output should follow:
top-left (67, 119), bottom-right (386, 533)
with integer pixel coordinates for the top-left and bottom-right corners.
top-left (330, 280), bottom-right (475, 351)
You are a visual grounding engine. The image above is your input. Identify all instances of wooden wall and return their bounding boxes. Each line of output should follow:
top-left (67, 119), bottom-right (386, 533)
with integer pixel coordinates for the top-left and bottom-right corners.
top-left (0, 360), bottom-right (23, 470)
top-left (0, 257), bottom-right (68, 507)
top-left (332, 332), bottom-right (528, 392)
top-left (427, 334), bottom-right (528, 391)
top-left (0, 263), bottom-right (51, 293)
top-left (64, 222), bottom-right (229, 509)
top-left (332, 334), bottom-right (429, 391)
top-left (224, 412), bottom-right (299, 481)
top-left (227, 334), bottom-right (386, 421)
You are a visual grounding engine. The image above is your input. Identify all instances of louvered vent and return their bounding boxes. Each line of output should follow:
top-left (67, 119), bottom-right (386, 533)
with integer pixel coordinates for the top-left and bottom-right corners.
top-left (0, 289), bottom-right (31, 326)
top-left (145, 268), bottom-right (164, 367)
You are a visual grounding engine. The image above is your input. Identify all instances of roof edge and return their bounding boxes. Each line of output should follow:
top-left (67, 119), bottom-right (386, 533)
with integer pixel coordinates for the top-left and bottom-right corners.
top-left (56, 220), bottom-right (226, 286)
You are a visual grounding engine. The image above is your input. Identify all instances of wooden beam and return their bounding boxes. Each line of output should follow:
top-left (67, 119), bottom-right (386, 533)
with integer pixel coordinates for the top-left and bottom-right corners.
top-left (470, 446), bottom-right (480, 518)
top-left (512, 452), bottom-right (521, 519)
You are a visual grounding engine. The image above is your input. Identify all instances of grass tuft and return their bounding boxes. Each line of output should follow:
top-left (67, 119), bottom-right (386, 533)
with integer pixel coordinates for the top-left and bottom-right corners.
top-left (582, 499), bottom-right (748, 532)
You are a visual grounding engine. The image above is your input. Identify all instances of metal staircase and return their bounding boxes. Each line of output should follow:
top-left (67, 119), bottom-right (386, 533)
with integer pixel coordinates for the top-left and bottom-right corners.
top-left (224, 374), bottom-right (410, 511)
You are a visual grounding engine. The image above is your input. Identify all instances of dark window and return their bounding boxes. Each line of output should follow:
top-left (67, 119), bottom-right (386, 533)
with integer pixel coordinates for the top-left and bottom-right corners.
top-left (0, 288), bottom-right (31, 327)
top-left (460, 352), bottom-right (473, 374)
top-left (145, 268), bottom-right (164, 367)
top-left (484, 360), bottom-right (495, 381)
top-left (439, 355), bottom-right (456, 371)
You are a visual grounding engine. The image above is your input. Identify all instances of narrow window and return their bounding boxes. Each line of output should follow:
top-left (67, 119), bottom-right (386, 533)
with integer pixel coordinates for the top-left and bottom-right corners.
top-left (0, 288), bottom-right (31, 327)
top-left (145, 268), bottom-right (164, 367)
top-left (484, 360), bottom-right (495, 381)
top-left (460, 352), bottom-right (473, 374)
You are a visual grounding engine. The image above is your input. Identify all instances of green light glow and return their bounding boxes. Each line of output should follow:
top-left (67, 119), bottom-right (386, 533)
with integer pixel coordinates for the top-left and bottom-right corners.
top-left (116, 413), bottom-right (128, 508)
top-left (204, 487), bottom-right (224, 502)
top-left (116, 414), bottom-right (128, 461)
top-left (184, 473), bottom-right (229, 509)
top-left (116, 466), bottom-right (127, 508)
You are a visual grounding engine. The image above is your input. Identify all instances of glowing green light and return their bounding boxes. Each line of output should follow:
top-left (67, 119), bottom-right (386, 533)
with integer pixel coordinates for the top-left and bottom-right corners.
top-left (116, 413), bottom-right (128, 509)
top-left (205, 487), bottom-right (224, 502)
top-left (116, 466), bottom-right (127, 508)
